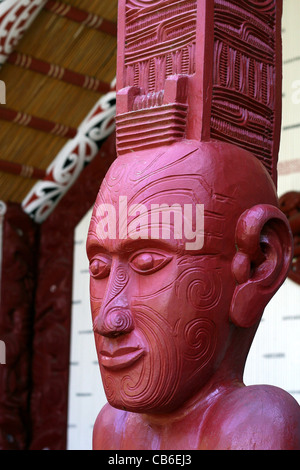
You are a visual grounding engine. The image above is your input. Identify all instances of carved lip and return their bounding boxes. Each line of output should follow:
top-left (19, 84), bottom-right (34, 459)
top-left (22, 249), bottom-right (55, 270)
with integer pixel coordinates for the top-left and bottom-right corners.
top-left (99, 346), bottom-right (145, 371)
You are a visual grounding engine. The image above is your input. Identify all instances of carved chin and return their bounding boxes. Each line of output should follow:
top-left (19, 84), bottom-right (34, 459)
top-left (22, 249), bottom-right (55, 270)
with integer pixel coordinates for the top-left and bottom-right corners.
top-left (100, 307), bottom-right (218, 413)
top-left (100, 307), bottom-right (182, 412)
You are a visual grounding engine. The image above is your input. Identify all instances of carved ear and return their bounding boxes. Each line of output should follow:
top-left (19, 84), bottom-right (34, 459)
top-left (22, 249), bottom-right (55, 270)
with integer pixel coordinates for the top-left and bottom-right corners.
top-left (230, 205), bottom-right (293, 328)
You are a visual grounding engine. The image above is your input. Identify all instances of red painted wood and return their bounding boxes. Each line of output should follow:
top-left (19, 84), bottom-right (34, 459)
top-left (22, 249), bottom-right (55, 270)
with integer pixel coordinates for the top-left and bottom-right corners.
top-left (280, 191), bottom-right (300, 285)
top-left (8, 52), bottom-right (111, 94)
top-left (0, 159), bottom-right (46, 180)
top-left (115, 0), bottom-right (282, 186)
top-left (44, 0), bottom-right (117, 36)
top-left (0, 107), bottom-right (77, 139)
top-left (0, 203), bottom-right (38, 450)
top-left (88, 0), bottom-right (300, 451)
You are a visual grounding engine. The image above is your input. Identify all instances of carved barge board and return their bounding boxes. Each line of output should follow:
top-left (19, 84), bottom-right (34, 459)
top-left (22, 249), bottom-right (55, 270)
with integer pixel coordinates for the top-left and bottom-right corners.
top-left (116, 0), bottom-right (282, 186)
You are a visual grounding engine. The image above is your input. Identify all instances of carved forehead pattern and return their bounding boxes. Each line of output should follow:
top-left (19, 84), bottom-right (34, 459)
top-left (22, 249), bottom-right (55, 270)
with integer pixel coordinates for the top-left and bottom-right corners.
top-left (91, 143), bottom-right (249, 256)
top-left (102, 150), bottom-right (212, 205)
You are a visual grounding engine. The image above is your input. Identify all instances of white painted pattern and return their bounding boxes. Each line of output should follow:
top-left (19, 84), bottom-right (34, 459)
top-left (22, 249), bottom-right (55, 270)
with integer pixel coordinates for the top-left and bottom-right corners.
top-left (0, 0), bottom-right (47, 66)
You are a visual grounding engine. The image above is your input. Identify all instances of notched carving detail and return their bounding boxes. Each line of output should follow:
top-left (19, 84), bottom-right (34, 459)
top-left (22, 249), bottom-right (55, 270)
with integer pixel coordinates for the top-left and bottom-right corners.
top-left (116, 75), bottom-right (189, 154)
top-left (211, 0), bottom-right (279, 182)
top-left (116, 0), bottom-right (197, 154)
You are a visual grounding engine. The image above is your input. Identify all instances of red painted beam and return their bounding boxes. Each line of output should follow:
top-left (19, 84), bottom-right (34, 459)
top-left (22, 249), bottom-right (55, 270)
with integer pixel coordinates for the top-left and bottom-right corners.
top-left (0, 159), bottom-right (46, 180)
top-left (0, 107), bottom-right (77, 138)
top-left (8, 52), bottom-right (111, 94)
top-left (44, 0), bottom-right (117, 36)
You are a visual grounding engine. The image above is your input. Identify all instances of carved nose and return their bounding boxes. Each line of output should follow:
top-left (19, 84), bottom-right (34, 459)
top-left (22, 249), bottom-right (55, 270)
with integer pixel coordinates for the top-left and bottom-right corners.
top-left (93, 308), bottom-right (134, 338)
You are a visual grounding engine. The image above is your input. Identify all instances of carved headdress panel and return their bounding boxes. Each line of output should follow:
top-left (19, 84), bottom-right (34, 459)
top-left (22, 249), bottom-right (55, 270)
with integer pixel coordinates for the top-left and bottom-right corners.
top-left (115, 0), bottom-right (282, 186)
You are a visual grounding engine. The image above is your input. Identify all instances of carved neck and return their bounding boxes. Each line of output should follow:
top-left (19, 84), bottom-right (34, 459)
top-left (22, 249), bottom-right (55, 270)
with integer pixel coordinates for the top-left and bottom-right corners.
top-left (140, 378), bottom-right (241, 427)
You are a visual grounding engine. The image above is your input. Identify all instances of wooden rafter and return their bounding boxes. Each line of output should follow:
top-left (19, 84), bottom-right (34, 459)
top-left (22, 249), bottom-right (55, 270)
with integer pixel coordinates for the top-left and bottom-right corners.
top-left (7, 52), bottom-right (111, 94)
top-left (44, 0), bottom-right (117, 36)
top-left (0, 107), bottom-right (77, 138)
top-left (0, 159), bottom-right (46, 180)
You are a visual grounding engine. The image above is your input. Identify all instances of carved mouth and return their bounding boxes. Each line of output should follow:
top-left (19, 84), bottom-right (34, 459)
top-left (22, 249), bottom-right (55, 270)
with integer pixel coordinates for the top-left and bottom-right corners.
top-left (99, 346), bottom-right (145, 371)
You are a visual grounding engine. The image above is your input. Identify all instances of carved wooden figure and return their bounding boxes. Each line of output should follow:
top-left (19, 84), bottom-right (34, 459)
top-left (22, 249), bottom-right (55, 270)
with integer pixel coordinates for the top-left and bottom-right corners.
top-left (87, 0), bottom-right (300, 450)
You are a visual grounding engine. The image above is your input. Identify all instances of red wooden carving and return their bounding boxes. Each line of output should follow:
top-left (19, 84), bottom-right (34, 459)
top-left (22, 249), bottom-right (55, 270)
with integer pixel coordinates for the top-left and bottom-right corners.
top-left (115, 0), bottom-right (281, 185)
top-left (88, 0), bottom-right (300, 450)
top-left (279, 191), bottom-right (300, 285)
top-left (0, 203), bottom-right (37, 450)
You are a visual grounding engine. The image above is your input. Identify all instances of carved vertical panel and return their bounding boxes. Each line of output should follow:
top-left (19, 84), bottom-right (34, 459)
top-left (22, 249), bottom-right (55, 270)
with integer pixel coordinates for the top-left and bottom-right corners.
top-left (0, 203), bottom-right (37, 450)
top-left (28, 134), bottom-right (116, 450)
top-left (116, 0), bottom-right (214, 152)
top-left (211, 0), bottom-right (282, 185)
top-left (122, 0), bottom-right (198, 93)
top-left (279, 191), bottom-right (300, 286)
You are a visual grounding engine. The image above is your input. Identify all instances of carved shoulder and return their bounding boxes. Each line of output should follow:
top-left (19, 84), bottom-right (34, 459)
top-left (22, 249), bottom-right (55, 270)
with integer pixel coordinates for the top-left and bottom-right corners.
top-left (93, 403), bottom-right (127, 450)
top-left (203, 385), bottom-right (300, 450)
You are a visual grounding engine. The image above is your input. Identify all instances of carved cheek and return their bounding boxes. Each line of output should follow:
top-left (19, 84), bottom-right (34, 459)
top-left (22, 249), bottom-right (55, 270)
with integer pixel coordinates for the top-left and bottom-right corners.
top-left (133, 280), bottom-right (181, 328)
top-left (166, 266), bottom-right (223, 383)
top-left (175, 266), bottom-right (223, 318)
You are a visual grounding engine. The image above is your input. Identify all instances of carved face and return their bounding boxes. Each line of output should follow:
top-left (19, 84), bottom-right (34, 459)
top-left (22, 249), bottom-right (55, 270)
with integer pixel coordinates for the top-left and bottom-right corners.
top-left (87, 141), bottom-right (276, 413)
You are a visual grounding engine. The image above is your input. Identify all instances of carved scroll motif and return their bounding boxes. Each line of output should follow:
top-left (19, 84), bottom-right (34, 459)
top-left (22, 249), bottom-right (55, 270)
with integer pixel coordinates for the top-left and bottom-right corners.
top-left (123, 0), bottom-right (197, 91)
top-left (22, 91), bottom-right (116, 224)
top-left (211, 0), bottom-right (280, 183)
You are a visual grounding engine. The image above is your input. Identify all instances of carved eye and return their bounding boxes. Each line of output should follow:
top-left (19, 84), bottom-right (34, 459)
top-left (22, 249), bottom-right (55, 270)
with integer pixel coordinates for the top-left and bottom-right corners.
top-left (129, 251), bottom-right (172, 275)
top-left (89, 256), bottom-right (111, 280)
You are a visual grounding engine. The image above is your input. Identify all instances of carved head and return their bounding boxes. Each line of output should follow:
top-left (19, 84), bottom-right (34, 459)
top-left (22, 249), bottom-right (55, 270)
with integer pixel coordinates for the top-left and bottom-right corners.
top-left (87, 140), bottom-right (292, 413)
